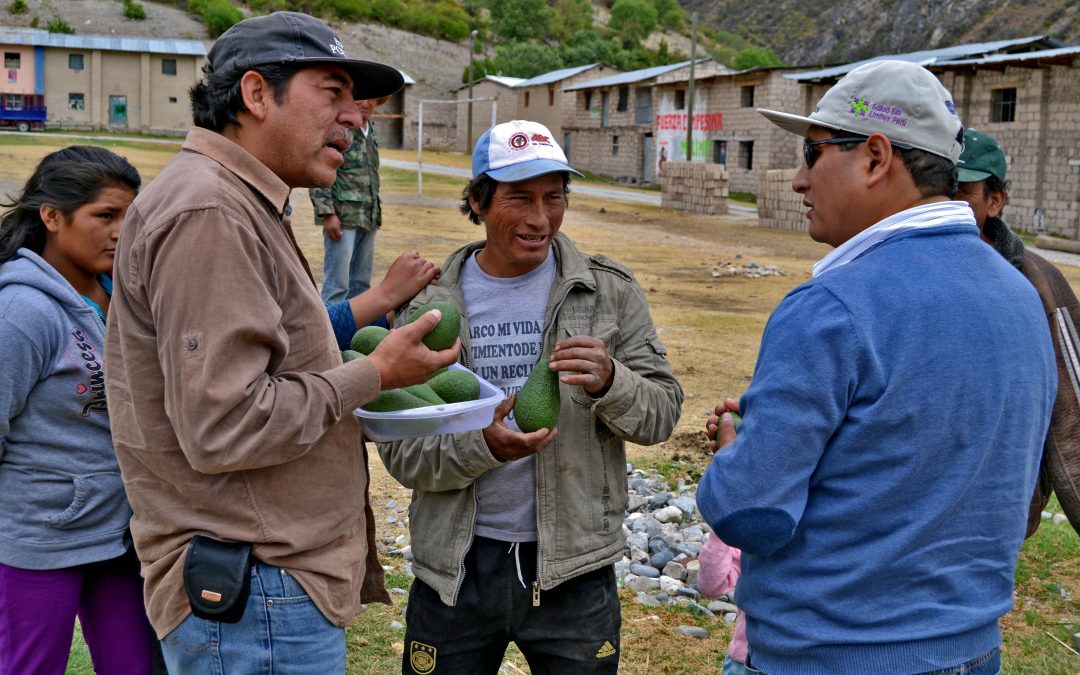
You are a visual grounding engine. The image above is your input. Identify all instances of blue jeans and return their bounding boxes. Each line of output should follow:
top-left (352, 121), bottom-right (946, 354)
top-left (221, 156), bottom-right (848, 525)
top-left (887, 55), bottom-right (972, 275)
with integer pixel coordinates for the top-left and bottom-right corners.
top-left (161, 562), bottom-right (345, 673)
top-left (321, 226), bottom-right (376, 304)
top-left (744, 647), bottom-right (1000, 675)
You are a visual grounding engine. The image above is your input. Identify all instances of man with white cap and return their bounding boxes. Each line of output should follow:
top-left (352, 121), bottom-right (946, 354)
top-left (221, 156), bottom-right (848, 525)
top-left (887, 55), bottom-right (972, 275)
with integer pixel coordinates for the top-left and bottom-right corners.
top-left (696, 60), bottom-right (1056, 673)
top-left (106, 11), bottom-right (458, 671)
top-left (378, 120), bottom-right (683, 673)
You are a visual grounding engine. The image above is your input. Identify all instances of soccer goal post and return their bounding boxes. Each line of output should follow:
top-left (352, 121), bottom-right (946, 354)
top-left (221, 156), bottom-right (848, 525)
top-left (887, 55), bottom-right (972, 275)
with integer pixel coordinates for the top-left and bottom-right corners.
top-left (417, 97), bottom-right (497, 195)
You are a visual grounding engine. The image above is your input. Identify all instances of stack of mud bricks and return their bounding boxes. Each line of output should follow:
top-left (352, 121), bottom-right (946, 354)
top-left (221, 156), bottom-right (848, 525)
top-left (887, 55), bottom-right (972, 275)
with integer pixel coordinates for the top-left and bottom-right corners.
top-left (757, 169), bottom-right (806, 232)
top-left (660, 161), bottom-right (729, 215)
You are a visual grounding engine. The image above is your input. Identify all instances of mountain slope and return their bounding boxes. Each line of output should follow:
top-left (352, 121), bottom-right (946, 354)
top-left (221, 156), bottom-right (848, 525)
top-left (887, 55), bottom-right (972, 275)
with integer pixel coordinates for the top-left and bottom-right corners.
top-left (684, 0), bottom-right (1080, 66)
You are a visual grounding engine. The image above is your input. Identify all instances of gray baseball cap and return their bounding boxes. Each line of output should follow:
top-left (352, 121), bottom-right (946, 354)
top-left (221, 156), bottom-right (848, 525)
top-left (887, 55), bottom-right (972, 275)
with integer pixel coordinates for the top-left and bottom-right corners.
top-left (206, 11), bottom-right (404, 100)
top-left (758, 60), bottom-right (964, 162)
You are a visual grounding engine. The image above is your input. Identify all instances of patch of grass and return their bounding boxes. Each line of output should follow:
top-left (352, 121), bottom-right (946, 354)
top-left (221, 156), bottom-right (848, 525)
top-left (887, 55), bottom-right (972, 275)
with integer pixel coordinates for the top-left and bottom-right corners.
top-left (729, 191), bottom-right (757, 204)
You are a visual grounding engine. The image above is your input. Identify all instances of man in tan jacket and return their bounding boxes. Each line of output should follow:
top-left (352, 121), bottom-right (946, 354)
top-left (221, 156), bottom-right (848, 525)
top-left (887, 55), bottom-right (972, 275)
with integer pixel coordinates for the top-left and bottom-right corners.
top-left (105, 12), bottom-right (458, 671)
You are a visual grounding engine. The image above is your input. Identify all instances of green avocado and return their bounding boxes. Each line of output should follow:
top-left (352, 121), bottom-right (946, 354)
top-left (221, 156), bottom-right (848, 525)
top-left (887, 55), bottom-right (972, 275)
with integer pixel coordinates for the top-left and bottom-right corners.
top-left (341, 349), bottom-right (362, 363)
top-left (407, 301), bottom-right (461, 350)
top-left (513, 359), bottom-right (560, 433)
top-left (427, 369), bottom-right (481, 403)
top-left (404, 383), bottom-right (446, 406)
top-left (351, 325), bottom-right (389, 355)
top-left (363, 388), bottom-right (432, 412)
top-left (725, 410), bottom-right (743, 432)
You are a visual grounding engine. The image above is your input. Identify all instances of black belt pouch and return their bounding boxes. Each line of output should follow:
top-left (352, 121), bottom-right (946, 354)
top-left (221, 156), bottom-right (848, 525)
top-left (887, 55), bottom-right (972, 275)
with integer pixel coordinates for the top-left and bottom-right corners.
top-left (182, 535), bottom-right (254, 624)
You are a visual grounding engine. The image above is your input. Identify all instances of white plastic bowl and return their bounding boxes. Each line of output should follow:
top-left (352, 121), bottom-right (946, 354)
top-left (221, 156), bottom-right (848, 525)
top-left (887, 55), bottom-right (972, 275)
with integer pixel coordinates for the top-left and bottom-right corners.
top-left (355, 364), bottom-right (505, 442)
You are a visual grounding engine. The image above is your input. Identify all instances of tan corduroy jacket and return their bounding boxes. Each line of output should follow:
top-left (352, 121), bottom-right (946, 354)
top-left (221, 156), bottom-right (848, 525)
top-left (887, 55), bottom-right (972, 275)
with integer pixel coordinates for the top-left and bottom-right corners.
top-left (105, 128), bottom-right (390, 638)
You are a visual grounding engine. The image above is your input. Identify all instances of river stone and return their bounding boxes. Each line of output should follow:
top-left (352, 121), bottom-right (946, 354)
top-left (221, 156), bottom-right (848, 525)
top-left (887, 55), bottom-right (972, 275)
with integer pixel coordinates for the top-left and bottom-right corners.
top-left (630, 563), bottom-right (660, 578)
top-left (675, 625), bottom-right (709, 639)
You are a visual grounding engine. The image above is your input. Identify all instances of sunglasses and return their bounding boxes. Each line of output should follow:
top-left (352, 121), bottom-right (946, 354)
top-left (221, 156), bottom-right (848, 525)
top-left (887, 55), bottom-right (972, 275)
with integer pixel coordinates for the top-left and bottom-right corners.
top-left (802, 136), bottom-right (868, 169)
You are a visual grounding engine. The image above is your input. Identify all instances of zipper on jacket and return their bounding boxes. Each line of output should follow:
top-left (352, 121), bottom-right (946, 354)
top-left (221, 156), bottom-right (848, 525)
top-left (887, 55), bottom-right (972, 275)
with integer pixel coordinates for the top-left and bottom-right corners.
top-left (450, 486), bottom-right (478, 606)
top-left (532, 580), bottom-right (540, 607)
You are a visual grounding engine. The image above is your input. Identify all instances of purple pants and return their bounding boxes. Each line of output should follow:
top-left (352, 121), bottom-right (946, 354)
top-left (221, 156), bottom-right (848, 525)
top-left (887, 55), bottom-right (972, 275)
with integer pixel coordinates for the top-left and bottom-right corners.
top-left (0, 548), bottom-right (155, 675)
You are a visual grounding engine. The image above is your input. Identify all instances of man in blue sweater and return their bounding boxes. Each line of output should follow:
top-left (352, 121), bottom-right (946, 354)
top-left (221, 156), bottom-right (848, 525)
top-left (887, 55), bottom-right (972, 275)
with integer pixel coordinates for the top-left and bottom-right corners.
top-left (697, 60), bottom-right (1057, 674)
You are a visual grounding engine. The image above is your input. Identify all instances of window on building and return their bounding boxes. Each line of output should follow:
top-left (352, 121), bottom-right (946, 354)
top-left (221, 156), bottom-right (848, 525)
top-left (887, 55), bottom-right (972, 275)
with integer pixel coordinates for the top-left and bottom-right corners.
top-left (601, 91), bottom-right (609, 127)
top-left (713, 140), bottom-right (727, 165)
top-left (169, 96), bottom-right (178, 103)
top-left (548, 88), bottom-right (555, 106)
top-left (739, 140), bottom-right (754, 170)
top-left (162, 58), bottom-right (177, 76)
top-left (524, 91), bottom-right (530, 107)
top-left (4, 53), bottom-right (20, 69)
top-left (583, 91), bottom-right (592, 111)
top-left (612, 135), bottom-right (619, 156)
top-left (617, 86), bottom-right (629, 112)
top-left (741, 85), bottom-right (755, 108)
top-left (674, 89), bottom-right (686, 110)
top-left (68, 93), bottom-right (85, 111)
top-left (634, 88), bottom-right (652, 124)
top-left (68, 54), bottom-right (84, 71)
top-left (991, 88), bottom-right (1016, 123)
top-left (5, 94), bottom-right (22, 110)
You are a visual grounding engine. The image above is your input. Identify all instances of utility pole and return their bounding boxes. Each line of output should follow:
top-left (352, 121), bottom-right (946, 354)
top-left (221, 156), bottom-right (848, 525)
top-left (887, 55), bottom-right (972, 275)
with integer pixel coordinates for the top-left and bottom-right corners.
top-left (686, 11), bottom-right (697, 162)
top-left (466, 29), bottom-right (479, 154)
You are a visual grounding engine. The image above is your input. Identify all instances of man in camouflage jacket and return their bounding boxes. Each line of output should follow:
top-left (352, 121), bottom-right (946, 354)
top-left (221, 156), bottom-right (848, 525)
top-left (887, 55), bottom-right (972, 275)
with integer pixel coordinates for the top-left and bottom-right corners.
top-left (310, 97), bottom-right (382, 304)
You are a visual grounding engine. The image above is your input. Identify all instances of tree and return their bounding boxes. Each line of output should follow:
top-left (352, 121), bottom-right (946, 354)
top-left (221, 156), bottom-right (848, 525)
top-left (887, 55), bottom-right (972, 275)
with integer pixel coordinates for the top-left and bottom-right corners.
top-left (487, 0), bottom-right (555, 42)
top-left (651, 0), bottom-right (684, 30)
top-left (608, 0), bottom-right (658, 47)
top-left (733, 46), bottom-right (783, 70)
top-left (493, 42), bottom-right (563, 79)
top-left (560, 29), bottom-right (625, 68)
top-left (551, 0), bottom-right (593, 41)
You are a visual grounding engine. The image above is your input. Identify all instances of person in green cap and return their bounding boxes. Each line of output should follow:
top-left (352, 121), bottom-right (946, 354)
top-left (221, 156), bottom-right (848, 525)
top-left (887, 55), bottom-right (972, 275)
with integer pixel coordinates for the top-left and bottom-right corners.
top-left (957, 127), bottom-right (1080, 538)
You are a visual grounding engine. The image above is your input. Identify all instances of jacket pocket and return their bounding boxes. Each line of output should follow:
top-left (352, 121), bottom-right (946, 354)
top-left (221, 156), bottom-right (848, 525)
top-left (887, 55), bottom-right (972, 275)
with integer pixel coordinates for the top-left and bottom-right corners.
top-left (45, 472), bottom-right (131, 531)
top-left (559, 323), bottom-right (619, 407)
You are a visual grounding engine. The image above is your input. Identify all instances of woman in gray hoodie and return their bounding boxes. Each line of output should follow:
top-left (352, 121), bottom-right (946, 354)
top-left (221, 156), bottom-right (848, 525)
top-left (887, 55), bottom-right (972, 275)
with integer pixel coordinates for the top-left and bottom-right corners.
top-left (0, 146), bottom-right (155, 674)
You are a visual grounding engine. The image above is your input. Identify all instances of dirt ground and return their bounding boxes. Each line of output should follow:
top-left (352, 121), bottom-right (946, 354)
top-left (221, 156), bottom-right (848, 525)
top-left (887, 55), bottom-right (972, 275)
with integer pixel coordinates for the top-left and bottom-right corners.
top-left (5, 135), bottom-right (1079, 671)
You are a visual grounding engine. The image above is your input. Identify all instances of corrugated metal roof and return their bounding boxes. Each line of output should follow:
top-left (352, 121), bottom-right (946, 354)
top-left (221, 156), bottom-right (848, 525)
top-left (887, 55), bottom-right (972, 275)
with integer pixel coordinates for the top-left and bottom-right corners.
top-left (787, 35), bottom-right (1057, 82)
top-left (516, 64), bottom-right (599, 87)
top-left (655, 60), bottom-right (739, 85)
top-left (562, 60), bottom-right (698, 92)
top-left (485, 75), bottom-right (526, 87)
top-left (931, 45), bottom-right (1080, 67)
top-left (0, 27), bottom-right (207, 56)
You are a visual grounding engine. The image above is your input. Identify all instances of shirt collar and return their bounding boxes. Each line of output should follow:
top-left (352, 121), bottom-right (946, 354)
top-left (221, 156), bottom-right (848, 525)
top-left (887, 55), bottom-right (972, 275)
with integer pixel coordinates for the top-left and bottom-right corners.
top-left (182, 127), bottom-right (293, 215)
top-left (813, 201), bottom-right (977, 278)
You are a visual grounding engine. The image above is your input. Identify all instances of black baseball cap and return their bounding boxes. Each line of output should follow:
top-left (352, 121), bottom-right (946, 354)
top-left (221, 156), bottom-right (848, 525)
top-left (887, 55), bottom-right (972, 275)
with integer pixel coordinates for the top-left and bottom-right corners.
top-left (206, 11), bottom-right (404, 100)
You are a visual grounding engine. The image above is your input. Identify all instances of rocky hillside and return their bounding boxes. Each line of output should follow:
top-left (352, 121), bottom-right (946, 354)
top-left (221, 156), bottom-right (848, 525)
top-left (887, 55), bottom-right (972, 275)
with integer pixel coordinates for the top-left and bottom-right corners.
top-left (684, 0), bottom-right (1080, 67)
top-left (5, 0), bottom-right (472, 102)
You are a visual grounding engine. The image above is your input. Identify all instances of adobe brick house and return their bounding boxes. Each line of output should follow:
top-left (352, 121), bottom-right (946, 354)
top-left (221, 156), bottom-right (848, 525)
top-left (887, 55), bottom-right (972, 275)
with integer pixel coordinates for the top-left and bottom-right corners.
top-left (652, 64), bottom-right (803, 194)
top-left (513, 63), bottom-right (619, 154)
top-left (561, 60), bottom-right (694, 184)
top-left (773, 36), bottom-right (1078, 237)
top-left (0, 27), bottom-right (205, 134)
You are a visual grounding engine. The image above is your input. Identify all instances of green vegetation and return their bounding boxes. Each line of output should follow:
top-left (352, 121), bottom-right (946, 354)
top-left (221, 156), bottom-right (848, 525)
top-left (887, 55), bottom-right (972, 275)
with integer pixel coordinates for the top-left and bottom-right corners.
top-left (123, 0), bottom-right (148, 20)
top-left (407, 301), bottom-right (460, 351)
top-left (46, 16), bottom-right (75, 33)
top-left (427, 369), bottom-right (481, 403)
top-left (513, 358), bottom-right (560, 432)
top-left (8, 0), bottom-right (27, 15)
top-left (189, 0), bottom-right (243, 37)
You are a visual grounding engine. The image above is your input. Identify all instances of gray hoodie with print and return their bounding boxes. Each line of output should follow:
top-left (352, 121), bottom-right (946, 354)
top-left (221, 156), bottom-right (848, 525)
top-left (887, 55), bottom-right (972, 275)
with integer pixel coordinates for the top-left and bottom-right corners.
top-left (0, 248), bottom-right (131, 570)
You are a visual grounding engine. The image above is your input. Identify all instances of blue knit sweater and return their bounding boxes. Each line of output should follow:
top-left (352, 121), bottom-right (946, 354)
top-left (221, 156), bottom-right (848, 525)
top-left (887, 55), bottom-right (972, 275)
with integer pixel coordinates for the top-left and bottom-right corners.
top-left (697, 224), bottom-right (1056, 674)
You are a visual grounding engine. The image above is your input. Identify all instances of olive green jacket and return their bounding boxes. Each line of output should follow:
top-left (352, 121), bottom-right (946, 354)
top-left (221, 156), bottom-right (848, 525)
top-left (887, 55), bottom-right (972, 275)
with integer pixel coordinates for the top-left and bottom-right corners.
top-left (309, 124), bottom-right (381, 231)
top-left (377, 233), bottom-right (684, 606)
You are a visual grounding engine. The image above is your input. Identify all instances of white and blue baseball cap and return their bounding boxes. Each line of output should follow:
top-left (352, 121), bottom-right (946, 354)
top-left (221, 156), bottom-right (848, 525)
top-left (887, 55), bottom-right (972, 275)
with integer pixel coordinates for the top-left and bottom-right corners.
top-left (472, 120), bottom-right (583, 182)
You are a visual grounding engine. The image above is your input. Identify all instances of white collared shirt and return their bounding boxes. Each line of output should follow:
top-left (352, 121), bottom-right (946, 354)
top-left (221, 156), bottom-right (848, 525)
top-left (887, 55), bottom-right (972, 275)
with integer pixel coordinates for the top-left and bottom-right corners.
top-left (813, 201), bottom-right (977, 278)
